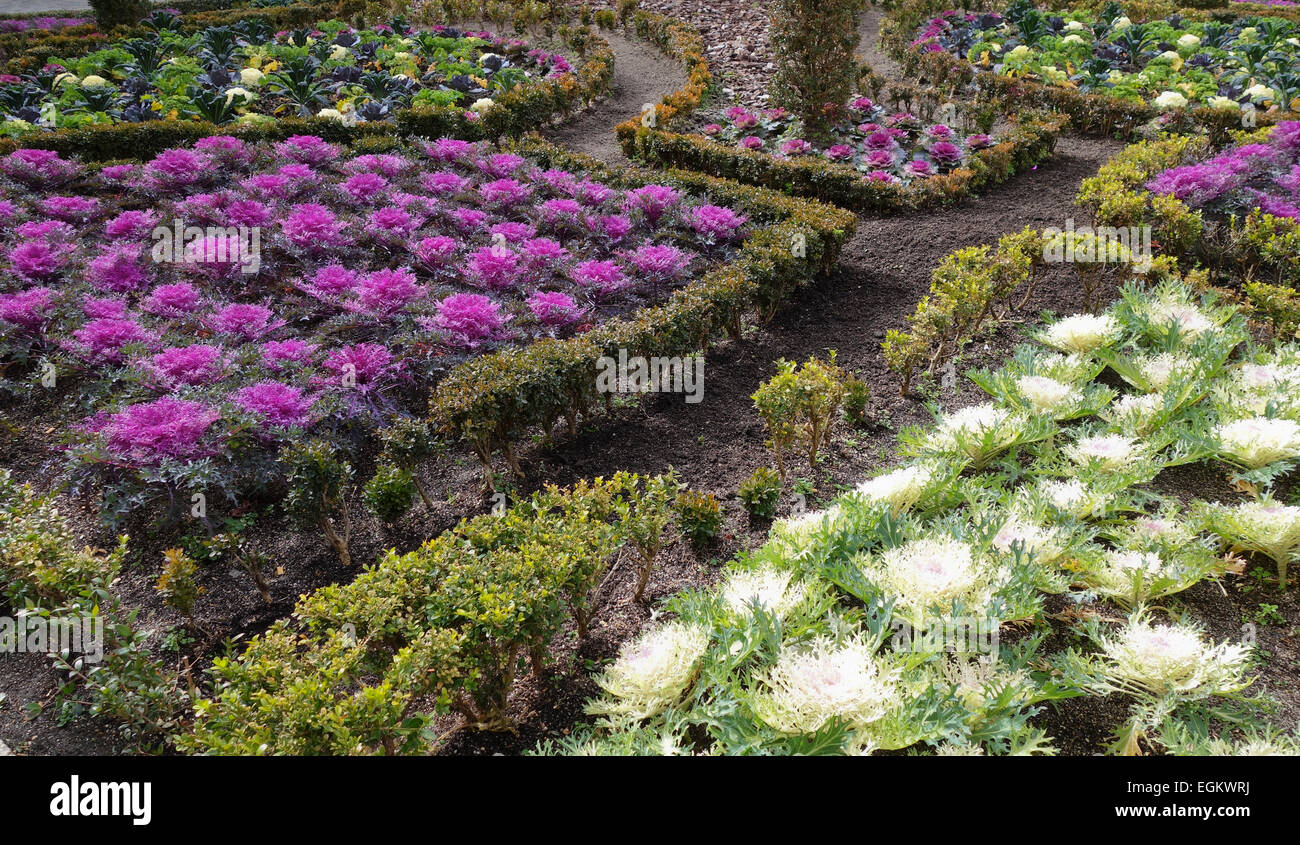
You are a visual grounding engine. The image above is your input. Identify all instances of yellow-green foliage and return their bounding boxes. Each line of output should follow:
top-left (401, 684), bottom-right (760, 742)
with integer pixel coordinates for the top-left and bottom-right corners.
top-left (753, 354), bottom-right (852, 478)
top-left (883, 228), bottom-right (1040, 395)
top-left (0, 470), bottom-right (124, 607)
top-left (179, 474), bottom-right (680, 753)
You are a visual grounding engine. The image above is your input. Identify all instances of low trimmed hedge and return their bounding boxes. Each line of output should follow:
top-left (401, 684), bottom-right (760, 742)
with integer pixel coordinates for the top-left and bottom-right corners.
top-left (612, 4), bottom-right (1063, 213)
top-left (619, 110), bottom-right (1066, 214)
top-left (178, 472), bottom-right (668, 753)
top-left (0, 24), bottom-right (614, 161)
top-left (428, 137), bottom-right (857, 488)
top-left (881, 0), bottom-right (1296, 142)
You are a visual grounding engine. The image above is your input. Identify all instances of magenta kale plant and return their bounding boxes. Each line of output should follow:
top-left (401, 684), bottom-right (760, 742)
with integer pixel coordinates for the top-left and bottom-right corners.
top-left (0, 137), bottom-right (751, 525)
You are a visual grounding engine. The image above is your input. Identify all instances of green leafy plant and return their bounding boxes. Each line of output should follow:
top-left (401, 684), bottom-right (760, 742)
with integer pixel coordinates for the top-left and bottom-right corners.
top-left (675, 490), bottom-right (723, 551)
top-left (380, 418), bottom-right (441, 509)
top-left (738, 466), bottom-right (783, 519)
top-left (842, 373), bottom-right (871, 427)
top-left (753, 353), bottom-right (850, 480)
top-left (768, 0), bottom-right (868, 136)
top-left (89, 0), bottom-right (151, 29)
top-left (618, 472), bottom-right (679, 602)
top-left (156, 548), bottom-right (201, 626)
top-left (280, 440), bottom-right (354, 567)
top-left (363, 463), bottom-right (417, 524)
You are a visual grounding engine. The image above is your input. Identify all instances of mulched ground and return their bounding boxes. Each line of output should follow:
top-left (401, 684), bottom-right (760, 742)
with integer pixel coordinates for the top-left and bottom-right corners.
top-left (1, 3), bottom-right (1295, 757)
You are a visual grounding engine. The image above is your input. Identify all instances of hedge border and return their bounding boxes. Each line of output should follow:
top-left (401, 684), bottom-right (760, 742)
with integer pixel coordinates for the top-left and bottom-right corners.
top-left (1075, 125), bottom-right (1300, 290)
top-left (428, 135), bottom-right (857, 488)
top-left (610, 5), bottom-right (1065, 214)
top-left (0, 9), bottom-right (615, 160)
top-left (881, 0), bottom-right (1299, 141)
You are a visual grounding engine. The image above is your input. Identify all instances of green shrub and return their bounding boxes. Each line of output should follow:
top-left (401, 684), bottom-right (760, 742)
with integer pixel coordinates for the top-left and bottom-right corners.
top-left (280, 440), bottom-right (354, 567)
top-left (768, 0), bottom-right (867, 136)
top-left (738, 467), bottom-right (782, 519)
top-left (380, 418), bottom-right (441, 509)
top-left (618, 472), bottom-right (678, 601)
top-left (180, 474), bottom-right (676, 751)
top-left (156, 548), bottom-right (200, 624)
top-left (89, 0), bottom-right (151, 28)
top-left (752, 354), bottom-right (850, 479)
top-left (843, 373), bottom-right (871, 427)
top-left (0, 470), bottom-right (121, 608)
top-left (0, 470), bottom-right (183, 747)
top-left (883, 228), bottom-right (1041, 395)
top-left (675, 490), bottom-right (723, 550)
top-left (1245, 281), bottom-right (1300, 339)
top-left (363, 464), bottom-right (417, 524)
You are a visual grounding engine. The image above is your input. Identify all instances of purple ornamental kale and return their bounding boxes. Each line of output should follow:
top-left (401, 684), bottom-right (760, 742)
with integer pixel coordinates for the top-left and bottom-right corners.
top-left (100, 397), bottom-right (220, 461)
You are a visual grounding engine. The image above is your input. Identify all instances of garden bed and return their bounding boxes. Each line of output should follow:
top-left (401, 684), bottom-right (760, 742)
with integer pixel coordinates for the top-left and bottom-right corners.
top-left (3, 0), bottom-right (1299, 764)
top-left (1, 19), bottom-right (581, 136)
top-left (0, 132), bottom-right (850, 523)
top-left (883, 0), bottom-right (1300, 139)
top-left (0, 15), bottom-right (615, 159)
top-left (538, 275), bottom-right (1300, 756)
top-left (613, 3), bottom-right (1065, 213)
top-left (1075, 120), bottom-right (1300, 322)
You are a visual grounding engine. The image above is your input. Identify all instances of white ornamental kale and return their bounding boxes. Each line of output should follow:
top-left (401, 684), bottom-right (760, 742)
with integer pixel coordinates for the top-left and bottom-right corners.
top-left (1064, 433), bottom-right (1143, 471)
top-left (1102, 393), bottom-right (1165, 434)
top-left (1097, 617), bottom-right (1251, 699)
top-left (1083, 549), bottom-right (1180, 607)
top-left (1115, 513), bottom-right (1198, 550)
top-left (720, 565), bottom-right (805, 618)
top-left (771, 505), bottom-right (843, 551)
top-left (1202, 498), bottom-right (1300, 589)
top-left (1041, 478), bottom-right (1109, 519)
top-left (923, 403), bottom-right (1038, 466)
top-left (1144, 300), bottom-right (1215, 339)
top-left (1136, 352), bottom-right (1196, 392)
top-left (992, 514), bottom-right (1068, 565)
top-left (1016, 374), bottom-right (1080, 415)
top-left (865, 536), bottom-right (1001, 627)
top-left (586, 621), bottom-right (710, 720)
top-left (751, 635), bottom-right (900, 735)
top-left (1037, 313), bottom-right (1121, 354)
top-left (1214, 416), bottom-right (1300, 469)
top-left (854, 462), bottom-right (937, 514)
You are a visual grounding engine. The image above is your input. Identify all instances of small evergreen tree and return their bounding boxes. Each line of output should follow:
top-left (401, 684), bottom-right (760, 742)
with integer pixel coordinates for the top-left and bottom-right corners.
top-left (89, 0), bottom-right (151, 28)
top-left (768, 0), bottom-right (867, 137)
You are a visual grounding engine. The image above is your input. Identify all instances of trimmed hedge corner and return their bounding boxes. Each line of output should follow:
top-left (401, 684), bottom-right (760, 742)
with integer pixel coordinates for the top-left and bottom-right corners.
top-left (428, 136), bottom-right (857, 488)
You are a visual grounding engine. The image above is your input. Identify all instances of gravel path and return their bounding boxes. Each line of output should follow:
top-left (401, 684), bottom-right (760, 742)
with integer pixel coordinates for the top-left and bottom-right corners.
top-left (542, 28), bottom-right (686, 164)
top-left (629, 0), bottom-right (773, 107)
